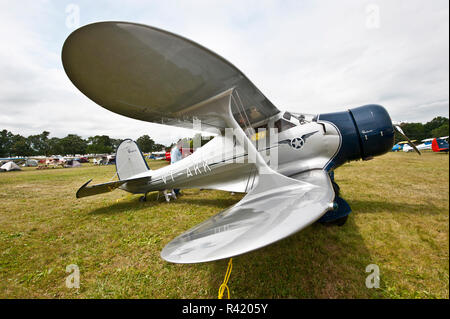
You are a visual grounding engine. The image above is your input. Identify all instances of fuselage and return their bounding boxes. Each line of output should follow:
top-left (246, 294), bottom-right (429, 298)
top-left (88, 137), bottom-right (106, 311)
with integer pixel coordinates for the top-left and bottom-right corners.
top-left (121, 104), bottom-right (395, 195)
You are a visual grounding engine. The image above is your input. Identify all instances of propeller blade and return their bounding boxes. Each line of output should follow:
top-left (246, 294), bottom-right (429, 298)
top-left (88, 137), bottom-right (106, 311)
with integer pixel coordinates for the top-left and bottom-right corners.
top-left (394, 125), bottom-right (421, 155)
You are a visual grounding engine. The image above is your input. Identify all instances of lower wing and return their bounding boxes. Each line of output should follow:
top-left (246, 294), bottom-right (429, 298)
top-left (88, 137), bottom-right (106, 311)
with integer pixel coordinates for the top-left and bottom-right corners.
top-left (161, 169), bottom-right (334, 263)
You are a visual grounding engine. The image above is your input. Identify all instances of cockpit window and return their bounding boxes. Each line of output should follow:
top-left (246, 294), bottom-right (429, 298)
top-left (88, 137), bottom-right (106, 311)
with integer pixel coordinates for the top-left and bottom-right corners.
top-left (274, 118), bottom-right (296, 133)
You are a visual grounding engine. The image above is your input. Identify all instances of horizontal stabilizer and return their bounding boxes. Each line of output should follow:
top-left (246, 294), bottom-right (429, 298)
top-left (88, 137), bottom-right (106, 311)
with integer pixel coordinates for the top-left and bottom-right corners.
top-left (76, 177), bottom-right (149, 198)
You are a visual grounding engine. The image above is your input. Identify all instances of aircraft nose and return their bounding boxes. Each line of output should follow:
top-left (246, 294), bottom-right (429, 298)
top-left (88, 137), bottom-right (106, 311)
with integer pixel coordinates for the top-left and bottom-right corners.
top-left (349, 104), bottom-right (395, 159)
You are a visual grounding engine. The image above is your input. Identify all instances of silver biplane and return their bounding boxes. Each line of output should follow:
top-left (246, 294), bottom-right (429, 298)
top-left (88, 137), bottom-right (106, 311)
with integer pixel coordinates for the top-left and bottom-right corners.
top-left (62, 22), bottom-right (418, 263)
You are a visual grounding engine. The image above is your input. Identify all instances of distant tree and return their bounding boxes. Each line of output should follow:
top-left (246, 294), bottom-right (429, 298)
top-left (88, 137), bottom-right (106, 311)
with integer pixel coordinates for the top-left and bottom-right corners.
top-left (110, 138), bottom-right (123, 150)
top-left (28, 131), bottom-right (50, 156)
top-left (0, 129), bottom-right (14, 157)
top-left (40, 131), bottom-right (51, 155)
top-left (186, 134), bottom-right (214, 150)
top-left (424, 116), bottom-right (448, 135)
top-left (400, 122), bottom-right (427, 142)
top-left (59, 134), bottom-right (87, 155)
top-left (86, 135), bottom-right (114, 154)
top-left (153, 143), bottom-right (166, 152)
top-left (136, 135), bottom-right (155, 153)
top-left (0, 130), bottom-right (169, 157)
top-left (48, 137), bottom-right (63, 155)
top-left (431, 123), bottom-right (449, 138)
top-left (394, 117), bottom-right (449, 144)
top-left (10, 134), bottom-right (33, 156)
top-left (27, 135), bottom-right (39, 155)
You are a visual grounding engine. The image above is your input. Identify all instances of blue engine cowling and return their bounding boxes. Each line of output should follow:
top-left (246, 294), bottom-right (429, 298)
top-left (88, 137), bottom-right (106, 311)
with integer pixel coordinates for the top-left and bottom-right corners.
top-left (318, 104), bottom-right (395, 170)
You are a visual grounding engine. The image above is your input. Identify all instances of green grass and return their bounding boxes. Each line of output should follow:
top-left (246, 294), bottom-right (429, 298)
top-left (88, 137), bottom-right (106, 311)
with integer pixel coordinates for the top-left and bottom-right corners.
top-left (0, 152), bottom-right (448, 298)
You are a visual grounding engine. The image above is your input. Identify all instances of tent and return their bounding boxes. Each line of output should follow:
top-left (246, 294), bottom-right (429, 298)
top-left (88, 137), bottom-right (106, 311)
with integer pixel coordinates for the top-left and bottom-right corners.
top-left (106, 155), bottom-right (116, 165)
top-left (0, 161), bottom-right (22, 171)
top-left (65, 160), bottom-right (81, 168)
top-left (96, 155), bottom-right (116, 165)
top-left (24, 159), bottom-right (38, 167)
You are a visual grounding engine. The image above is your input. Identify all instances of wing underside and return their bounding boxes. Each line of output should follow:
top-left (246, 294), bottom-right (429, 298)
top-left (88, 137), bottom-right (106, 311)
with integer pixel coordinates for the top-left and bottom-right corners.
top-left (62, 21), bottom-right (280, 132)
top-left (161, 169), bottom-right (334, 263)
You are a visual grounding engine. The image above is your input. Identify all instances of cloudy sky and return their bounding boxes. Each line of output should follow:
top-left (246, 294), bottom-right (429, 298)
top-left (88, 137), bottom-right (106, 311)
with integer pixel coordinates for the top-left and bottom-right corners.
top-left (0, 0), bottom-right (448, 145)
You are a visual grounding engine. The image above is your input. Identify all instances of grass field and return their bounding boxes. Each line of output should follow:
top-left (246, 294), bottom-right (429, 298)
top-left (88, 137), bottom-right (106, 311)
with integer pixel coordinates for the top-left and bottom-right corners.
top-left (0, 152), bottom-right (448, 298)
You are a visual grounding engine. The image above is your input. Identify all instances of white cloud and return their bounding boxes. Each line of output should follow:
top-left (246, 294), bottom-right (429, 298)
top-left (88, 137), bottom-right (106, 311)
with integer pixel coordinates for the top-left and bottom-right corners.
top-left (0, 0), bottom-right (448, 144)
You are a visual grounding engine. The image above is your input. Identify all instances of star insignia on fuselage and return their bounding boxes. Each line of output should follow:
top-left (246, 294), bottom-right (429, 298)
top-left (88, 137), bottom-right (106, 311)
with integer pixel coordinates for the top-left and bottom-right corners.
top-left (291, 137), bottom-right (304, 149)
top-left (278, 130), bottom-right (319, 150)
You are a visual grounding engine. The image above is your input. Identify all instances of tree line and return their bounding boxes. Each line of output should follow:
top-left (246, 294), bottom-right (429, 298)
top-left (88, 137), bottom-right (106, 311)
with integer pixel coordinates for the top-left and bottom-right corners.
top-left (395, 116), bottom-right (449, 144)
top-left (1, 116), bottom-right (447, 157)
top-left (0, 131), bottom-right (166, 157)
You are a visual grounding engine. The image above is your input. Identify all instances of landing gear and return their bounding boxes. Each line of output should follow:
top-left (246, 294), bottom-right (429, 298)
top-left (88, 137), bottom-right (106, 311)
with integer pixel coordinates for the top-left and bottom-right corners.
top-left (323, 215), bottom-right (348, 227)
top-left (329, 170), bottom-right (340, 196)
top-left (156, 190), bottom-right (177, 202)
top-left (318, 195), bottom-right (351, 226)
top-left (139, 192), bottom-right (148, 202)
top-left (318, 171), bottom-right (351, 226)
top-left (332, 180), bottom-right (340, 197)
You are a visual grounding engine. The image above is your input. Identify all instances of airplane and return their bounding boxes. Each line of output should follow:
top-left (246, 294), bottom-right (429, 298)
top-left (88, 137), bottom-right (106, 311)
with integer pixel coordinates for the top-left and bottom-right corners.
top-left (147, 151), bottom-right (166, 160)
top-left (0, 157), bottom-right (26, 162)
top-left (403, 137), bottom-right (447, 152)
top-left (432, 137), bottom-right (449, 152)
top-left (417, 138), bottom-right (434, 151)
top-left (62, 22), bottom-right (419, 263)
top-left (392, 140), bottom-right (416, 152)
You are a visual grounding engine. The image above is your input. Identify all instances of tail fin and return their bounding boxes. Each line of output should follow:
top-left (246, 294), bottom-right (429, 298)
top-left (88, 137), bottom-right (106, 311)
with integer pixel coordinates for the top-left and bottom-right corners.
top-left (115, 139), bottom-right (149, 180)
top-left (432, 138), bottom-right (449, 152)
top-left (432, 138), bottom-right (439, 152)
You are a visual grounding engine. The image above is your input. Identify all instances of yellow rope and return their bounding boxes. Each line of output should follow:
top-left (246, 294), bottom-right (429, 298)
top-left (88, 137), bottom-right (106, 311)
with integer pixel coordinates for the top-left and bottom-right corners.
top-left (218, 258), bottom-right (233, 299)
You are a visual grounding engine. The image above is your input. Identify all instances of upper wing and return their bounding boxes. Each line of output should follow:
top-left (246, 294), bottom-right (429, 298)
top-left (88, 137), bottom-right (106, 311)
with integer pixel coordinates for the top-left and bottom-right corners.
top-left (62, 22), bottom-right (280, 131)
top-left (161, 169), bottom-right (334, 263)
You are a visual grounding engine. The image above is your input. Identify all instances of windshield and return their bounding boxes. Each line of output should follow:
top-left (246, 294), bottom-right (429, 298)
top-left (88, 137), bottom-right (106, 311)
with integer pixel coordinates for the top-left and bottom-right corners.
top-left (284, 111), bottom-right (316, 124)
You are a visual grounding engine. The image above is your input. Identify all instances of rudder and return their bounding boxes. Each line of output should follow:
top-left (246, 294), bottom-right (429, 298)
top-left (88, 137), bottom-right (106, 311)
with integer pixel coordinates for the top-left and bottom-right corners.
top-left (115, 139), bottom-right (149, 180)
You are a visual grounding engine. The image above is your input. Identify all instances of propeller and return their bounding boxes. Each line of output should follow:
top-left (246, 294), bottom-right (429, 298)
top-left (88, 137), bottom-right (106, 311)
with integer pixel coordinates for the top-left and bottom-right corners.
top-left (393, 125), bottom-right (421, 155)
